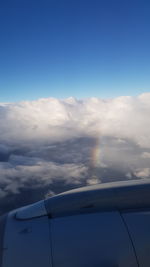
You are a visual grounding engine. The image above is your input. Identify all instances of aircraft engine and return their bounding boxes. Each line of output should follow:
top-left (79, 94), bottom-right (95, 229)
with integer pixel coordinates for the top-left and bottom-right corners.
top-left (1, 179), bottom-right (150, 267)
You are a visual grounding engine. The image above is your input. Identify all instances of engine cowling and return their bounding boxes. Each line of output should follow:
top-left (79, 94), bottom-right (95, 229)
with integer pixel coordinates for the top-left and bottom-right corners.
top-left (1, 179), bottom-right (150, 267)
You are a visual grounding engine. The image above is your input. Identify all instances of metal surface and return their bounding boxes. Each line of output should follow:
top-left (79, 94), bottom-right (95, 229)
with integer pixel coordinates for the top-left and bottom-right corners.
top-left (49, 211), bottom-right (138, 267)
top-left (2, 180), bottom-right (150, 267)
top-left (45, 179), bottom-right (150, 218)
top-left (16, 200), bottom-right (47, 220)
top-left (0, 214), bottom-right (7, 267)
top-left (122, 210), bottom-right (150, 267)
top-left (2, 210), bottom-right (52, 267)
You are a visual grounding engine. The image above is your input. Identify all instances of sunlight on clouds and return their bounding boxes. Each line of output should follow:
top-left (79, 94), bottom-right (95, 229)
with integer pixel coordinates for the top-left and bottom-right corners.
top-left (0, 93), bottom-right (150, 212)
top-left (0, 93), bottom-right (150, 146)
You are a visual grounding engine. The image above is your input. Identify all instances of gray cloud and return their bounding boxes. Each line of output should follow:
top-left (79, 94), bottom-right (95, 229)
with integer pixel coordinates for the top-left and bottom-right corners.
top-left (0, 93), bottom-right (150, 214)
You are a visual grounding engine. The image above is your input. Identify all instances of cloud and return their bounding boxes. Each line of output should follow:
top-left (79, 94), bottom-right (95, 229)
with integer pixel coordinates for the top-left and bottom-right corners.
top-left (0, 159), bottom-right (88, 195)
top-left (0, 93), bottom-right (150, 214)
top-left (134, 168), bottom-right (150, 179)
top-left (141, 152), bottom-right (150, 158)
top-left (0, 93), bottom-right (150, 145)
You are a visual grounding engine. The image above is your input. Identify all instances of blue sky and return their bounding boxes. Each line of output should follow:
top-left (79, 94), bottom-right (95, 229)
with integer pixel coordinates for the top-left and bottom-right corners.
top-left (0, 0), bottom-right (150, 102)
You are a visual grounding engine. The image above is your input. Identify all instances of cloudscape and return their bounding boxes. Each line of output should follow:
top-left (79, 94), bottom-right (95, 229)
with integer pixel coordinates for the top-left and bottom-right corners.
top-left (0, 93), bottom-right (150, 214)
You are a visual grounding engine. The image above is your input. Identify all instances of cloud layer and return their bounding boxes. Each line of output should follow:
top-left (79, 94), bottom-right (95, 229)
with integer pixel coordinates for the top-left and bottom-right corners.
top-left (0, 93), bottom-right (150, 214)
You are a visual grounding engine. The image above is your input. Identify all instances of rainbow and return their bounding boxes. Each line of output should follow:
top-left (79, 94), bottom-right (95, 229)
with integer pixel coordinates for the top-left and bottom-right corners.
top-left (90, 135), bottom-right (101, 168)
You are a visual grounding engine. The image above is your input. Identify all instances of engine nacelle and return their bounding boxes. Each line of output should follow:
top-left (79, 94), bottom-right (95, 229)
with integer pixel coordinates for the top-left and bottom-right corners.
top-left (1, 179), bottom-right (150, 267)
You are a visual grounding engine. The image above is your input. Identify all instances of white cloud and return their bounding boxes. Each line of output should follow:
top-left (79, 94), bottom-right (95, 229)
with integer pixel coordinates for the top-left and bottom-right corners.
top-left (0, 158), bottom-right (88, 196)
top-left (134, 168), bottom-right (150, 179)
top-left (141, 152), bottom-right (150, 158)
top-left (0, 93), bottom-right (150, 206)
top-left (0, 93), bottom-right (150, 146)
top-left (87, 175), bottom-right (101, 185)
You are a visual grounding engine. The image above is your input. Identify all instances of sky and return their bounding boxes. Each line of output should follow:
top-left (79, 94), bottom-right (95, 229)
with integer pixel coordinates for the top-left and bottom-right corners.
top-left (0, 0), bottom-right (150, 102)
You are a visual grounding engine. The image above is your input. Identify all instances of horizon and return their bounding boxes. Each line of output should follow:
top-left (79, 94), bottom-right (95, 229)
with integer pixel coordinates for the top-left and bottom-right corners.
top-left (0, 92), bottom-right (150, 104)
